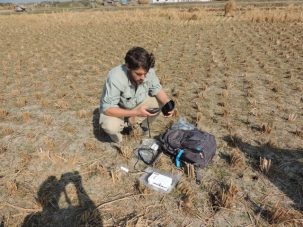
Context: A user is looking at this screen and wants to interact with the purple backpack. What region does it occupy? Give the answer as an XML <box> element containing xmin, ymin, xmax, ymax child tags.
<box><xmin>160</xmin><ymin>129</ymin><xmax>216</xmax><ymax>169</ymax></box>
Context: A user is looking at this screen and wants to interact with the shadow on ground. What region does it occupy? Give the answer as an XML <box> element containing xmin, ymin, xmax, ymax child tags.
<box><xmin>22</xmin><ymin>171</ymin><xmax>103</xmax><ymax>227</ymax></box>
<box><xmin>223</xmin><ymin>135</ymin><xmax>303</xmax><ymax>211</ymax></box>
<box><xmin>93</xmin><ymin>108</ymin><xmax>111</xmax><ymax>143</ymax></box>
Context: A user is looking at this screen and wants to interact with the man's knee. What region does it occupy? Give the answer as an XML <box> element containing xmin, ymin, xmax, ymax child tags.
<box><xmin>100</xmin><ymin>114</ymin><xmax>124</xmax><ymax>134</ymax></box>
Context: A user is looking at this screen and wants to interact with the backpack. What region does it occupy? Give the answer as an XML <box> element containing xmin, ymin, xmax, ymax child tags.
<box><xmin>159</xmin><ymin>128</ymin><xmax>216</xmax><ymax>183</ymax></box>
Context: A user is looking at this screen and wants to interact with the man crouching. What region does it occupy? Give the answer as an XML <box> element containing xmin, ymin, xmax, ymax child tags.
<box><xmin>99</xmin><ymin>47</ymin><xmax>174</xmax><ymax>143</ymax></box>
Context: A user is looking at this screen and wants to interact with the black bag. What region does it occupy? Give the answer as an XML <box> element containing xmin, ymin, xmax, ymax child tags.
<box><xmin>159</xmin><ymin>128</ymin><xmax>216</xmax><ymax>182</ymax></box>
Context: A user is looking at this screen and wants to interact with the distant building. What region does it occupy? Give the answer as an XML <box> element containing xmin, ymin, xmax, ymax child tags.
<box><xmin>15</xmin><ymin>5</ymin><xmax>26</xmax><ymax>12</ymax></box>
<box><xmin>151</xmin><ymin>0</ymin><xmax>210</xmax><ymax>3</ymax></box>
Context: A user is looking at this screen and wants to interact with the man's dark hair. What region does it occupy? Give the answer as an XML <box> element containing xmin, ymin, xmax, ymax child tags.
<box><xmin>125</xmin><ymin>47</ymin><xmax>155</xmax><ymax>71</ymax></box>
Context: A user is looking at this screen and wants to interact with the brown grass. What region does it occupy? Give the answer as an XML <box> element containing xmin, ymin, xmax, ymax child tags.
<box><xmin>229</xmin><ymin>148</ymin><xmax>244</xmax><ymax>168</ymax></box>
<box><xmin>83</xmin><ymin>139</ymin><xmax>97</xmax><ymax>152</ymax></box>
<box><xmin>43</xmin><ymin>115</ymin><xmax>53</xmax><ymax>125</ymax></box>
<box><xmin>211</xmin><ymin>182</ymin><xmax>239</xmax><ymax>211</ymax></box>
<box><xmin>0</xmin><ymin>144</ymin><xmax>8</xmax><ymax>154</ymax></box>
<box><xmin>2</xmin><ymin>127</ymin><xmax>14</xmax><ymax>136</ymax></box>
<box><xmin>16</xmin><ymin>97</ymin><xmax>27</xmax><ymax>107</ymax></box>
<box><xmin>22</xmin><ymin>112</ymin><xmax>31</xmax><ymax>123</ymax></box>
<box><xmin>6</xmin><ymin>180</ymin><xmax>18</xmax><ymax>196</ymax></box>
<box><xmin>76</xmin><ymin>109</ymin><xmax>90</xmax><ymax>118</ymax></box>
<box><xmin>0</xmin><ymin>109</ymin><xmax>9</xmax><ymax>119</ymax></box>
<box><xmin>54</xmin><ymin>99</ymin><xmax>69</xmax><ymax>110</ymax></box>
<box><xmin>267</xmin><ymin>203</ymin><xmax>303</xmax><ymax>225</ymax></box>
<box><xmin>245</xmin><ymin>8</ymin><xmax>303</xmax><ymax>23</ymax></box>
<box><xmin>224</xmin><ymin>0</ymin><xmax>236</xmax><ymax>17</ymax></box>
<box><xmin>261</xmin><ymin>123</ymin><xmax>272</xmax><ymax>134</ymax></box>
<box><xmin>287</xmin><ymin>113</ymin><xmax>297</xmax><ymax>122</ymax></box>
<box><xmin>44</xmin><ymin>137</ymin><xmax>56</xmax><ymax>151</ymax></box>
<box><xmin>259</xmin><ymin>157</ymin><xmax>271</xmax><ymax>174</ymax></box>
<box><xmin>138</xmin><ymin>0</ymin><xmax>149</xmax><ymax>4</ymax></box>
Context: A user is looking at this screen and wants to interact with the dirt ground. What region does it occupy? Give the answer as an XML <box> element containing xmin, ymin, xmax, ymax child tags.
<box><xmin>0</xmin><ymin>3</ymin><xmax>302</xmax><ymax>226</ymax></box>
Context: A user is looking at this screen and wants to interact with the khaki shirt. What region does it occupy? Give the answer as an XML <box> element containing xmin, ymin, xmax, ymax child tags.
<box><xmin>100</xmin><ymin>64</ymin><xmax>162</xmax><ymax>113</ymax></box>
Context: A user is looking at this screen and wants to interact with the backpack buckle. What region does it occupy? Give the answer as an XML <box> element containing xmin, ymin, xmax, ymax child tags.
<box><xmin>176</xmin><ymin>149</ymin><xmax>184</xmax><ymax>168</ymax></box>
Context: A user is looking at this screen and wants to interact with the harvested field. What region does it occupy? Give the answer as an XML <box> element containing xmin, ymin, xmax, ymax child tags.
<box><xmin>0</xmin><ymin>4</ymin><xmax>303</xmax><ymax>226</ymax></box>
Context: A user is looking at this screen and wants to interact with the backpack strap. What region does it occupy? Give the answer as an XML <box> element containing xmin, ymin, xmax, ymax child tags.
<box><xmin>194</xmin><ymin>165</ymin><xmax>202</xmax><ymax>185</ymax></box>
<box><xmin>175</xmin><ymin>149</ymin><xmax>184</xmax><ymax>168</ymax></box>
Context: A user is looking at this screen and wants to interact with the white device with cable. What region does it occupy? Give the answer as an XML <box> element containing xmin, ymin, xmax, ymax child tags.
<box><xmin>147</xmin><ymin>172</ymin><xmax>173</xmax><ymax>192</ymax></box>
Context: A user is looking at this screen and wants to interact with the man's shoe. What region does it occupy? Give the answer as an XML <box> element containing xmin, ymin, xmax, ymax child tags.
<box><xmin>122</xmin><ymin>125</ymin><xmax>149</xmax><ymax>136</ymax></box>
<box><xmin>121</xmin><ymin>126</ymin><xmax>132</xmax><ymax>135</ymax></box>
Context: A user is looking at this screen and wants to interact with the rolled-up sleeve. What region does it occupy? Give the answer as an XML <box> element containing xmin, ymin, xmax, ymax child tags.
<box><xmin>148</xmin><ymin>68</ymin><xmax>162</xmax><ymax>96</ymax></box>
<box><xmin>100</xmin><ymin>77</ymin><xmax>121</xmax><ymax>113</ymax></box>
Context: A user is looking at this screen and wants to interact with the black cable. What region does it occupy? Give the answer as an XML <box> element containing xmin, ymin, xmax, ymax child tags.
<box><xmin>147</xmin><ymin>117</ymin><xmax>151</xmax><ymax>138</ymax></box>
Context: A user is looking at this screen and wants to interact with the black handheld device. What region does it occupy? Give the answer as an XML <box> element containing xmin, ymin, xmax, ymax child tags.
<box><xmin>146</xmin><ymin>108</ymin><xmax>160</xmax><ymax>114</ymax></box>
<box><xmin>161</xmin><ymin>100</ymin><xmax>175</xmax><ymax>116</ymax></box>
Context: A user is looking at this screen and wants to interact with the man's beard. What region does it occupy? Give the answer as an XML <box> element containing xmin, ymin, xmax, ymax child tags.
<box><xmin>136</xmin><ymin>80</ymin><xmax>144</xmax><ymax>85</ymax></box>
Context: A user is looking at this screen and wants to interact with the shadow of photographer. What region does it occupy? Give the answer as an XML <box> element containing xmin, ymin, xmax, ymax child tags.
<box><xmin>22</xmin><ymin>171</ymin><xmax>102</xmax><ymax>227</ymax></box>
<box><xmin>223</xmin><ymin>135</ymin><xmax>303</xmax><ymax>211</ymax></box>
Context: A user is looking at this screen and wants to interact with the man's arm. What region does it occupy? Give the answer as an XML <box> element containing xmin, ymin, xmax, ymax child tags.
<box><xmin>155</xmin><ymin>89</ymin><xmax>171</xmax><ymax>105</ymax></box>
<box><xmin>104</xmin><ymin>107</ymin><xmax>138</xmax><ymax>118</ymax></box>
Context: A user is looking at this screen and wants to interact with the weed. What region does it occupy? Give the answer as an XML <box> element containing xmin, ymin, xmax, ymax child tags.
<box><xmin>54</xmin><ymin>99</ymin><xmax>69</xmax><ymax>110</ymax></box>
<box><xmin>134</xmin><ymin>179</ymin><xmax>151</xmax><ymax>194</ymax></box>
<box><xmin>0</xmin><ymin>109</ymin><xmax>9</xmax><ymax>119</ymax></box>
<box><xmin>259</xmin><ymin>157</ymin><xmax>271</xmax><ymax>174</ymax></box>
<box><xmin>43</xmin><ymin>115</ymin><xmax>53</xmax><ymax>125</ymax></box>
<box><xmin>2</xmin><ymin>127</ymin><xmax>14</xmax><ymax>136</ymax></box>
<box><xmin>83</xmin><ymin>140</ymin><xmax>97</xmax><ymax>152</ymax></box>
<box><xmin>22</xmin><ymin>112</ymin><xmax>31</xmax><ymax>123</ymax></box>
<box><xmin>229</xmin><ymin>148</ymin><xmax>244</xmax><ymax>168</ymax></box>
<box><xmin>0</xmin><ymin>144</ymin><xmax>8</xmax><ymax>154</ymax></box>
<box><xmin>138</xmin><ymin>0</ymin><xmax>149</xmax><ymax>4</ymax></box>
<box><xmin>224</xmin><ymin>0</ymin><xmax>236</xmax><ymax>17</ymax></box>
<box><xmin>40</xmin><ymin>99</ymin><xmax>51</xmax><ymax>108</ymax></box>
<box><xmin>16</xmin><ymin>97</ymin><xmax>27</xmax><ymax>107</ymax></box>
<box><xmin>210</xmin><ymin>182</ymin><xmax>238</xmax><ymax>211</ymax></box>
<box><xmin>76</xmin><ymin>109</ymin><xmax>90</xmax><ymax>118</ymax></box>
<box><xmin>11</xmin><ymin>89</ymin><xmax>21</xmax><ymax>97</ymax></box>
<box><xmin>119</xmin><ymin>145</ymin><xmax>133</xmax><ymax>160</ymax></box>
<box><xmin>62</xmin><ymin>123</ymin><xmax>77</xmax><ymax>134</ymax></box>
<box><xmin>287</xmin><ymin>113</ymin><xmax>297</xmax><ymax>122</ymax></box>
<box><xmin>177</xmin><ymin>179</ymin><xmax>193</xmax><ymax>197</ymax></box>
<box><xmin>266</xmin><ymin>203</ymin><xmax>302</xmax><ymax>225</ymax></box>
<box><xmin>6</xmin><ymin>180</ymin><xmax>18</xmax><ymax>196</ymax></box>
<box><xmin>261</xmin><ymin>123</ymin><xmax>272</xmax><ymax>134</ymax></box>
<box><xmin>220</xmin><ymin>90</ymin><xmax>229</xmax><ymax>98</ymax></box>
<box><xmin>294</xmin><ymin>128</ymin><xmax>303</xmax><ymax>138</ymax></box>
<box><xmin>44</xmin><ymin>137</ymin><xmax>55</xmax><ymax>151</ymax></box>
<box><xmin>87</xmin><ymin>162</ymin><xmax>108</xmax><ymax>178</ymax></box>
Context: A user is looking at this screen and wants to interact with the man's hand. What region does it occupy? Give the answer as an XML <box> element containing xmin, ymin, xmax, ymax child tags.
<box><xmin>163</xmin><ymin>110</ymin><xmax>174</xmax><ymax>118</ymax></box>
<box><xmin>129</xmin><ymin>106</ymin><xmax>158</xmax><ymax>125</ymax></box>
<box><xmin>134</xmin><ymin>105</ymin><xmax>158</xmax><ymax>117</ymax></box>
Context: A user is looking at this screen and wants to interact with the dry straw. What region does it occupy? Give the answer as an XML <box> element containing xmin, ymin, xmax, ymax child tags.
<box><xmin>83</xmin><ymin>140</ymin><xmax>97</xmax><ymax>152</ymax></box>
<box><xmin>218</xmin><ymin>182</ymin><xmax>238</xmax><ymax>209</ymax></box>
<box><xmin>259</xmin><ymin>157</ymin><xmax>271</xmax><ymax>174</ymax></box>
<box><xmin>229</xmin><ymin>148</ymin><xmax>244</xmax><ymax>168</ymax></box>
<box><xmin>0</xmin><ymin>109</ymin><xmax>9</xmax><ymax>119</ymax></box>
<box><xmin>267</xmin><ymin>203</ymin><xmax>303</xmax><ymax>225</ymax></box>
<box><xmin>177</xmin><ymin>179</ymin><xmax>195</xmax><ymax>213</ymax></box>
<box><xmin>211</xmin><ymin>182</ymin><xmax>239</xmax><ymax>211</ymax></box>
<box><xmin>245</xmin><ymin>7</ymin><xmax>303</xmax><ymax>23</ymax></box>
<box><xmin>224</xmin><ymin>0</ymin><xmax>237</xmax><ymax>17</ymax></box>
